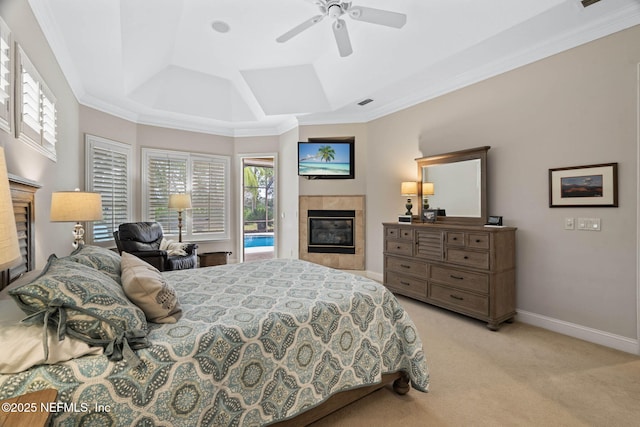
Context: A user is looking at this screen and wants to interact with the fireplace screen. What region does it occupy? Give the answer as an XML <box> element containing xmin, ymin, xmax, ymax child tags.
<box><xmin>308</xmin><ymin>210</ymin><xmax>355</xmax><ymax>254</ymax></box>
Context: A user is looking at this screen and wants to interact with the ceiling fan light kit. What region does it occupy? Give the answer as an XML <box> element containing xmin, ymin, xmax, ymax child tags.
<box><xmin>276</xmin><ymin>0</ymin><xmax>407</xmax><ymax>57</ymax></box>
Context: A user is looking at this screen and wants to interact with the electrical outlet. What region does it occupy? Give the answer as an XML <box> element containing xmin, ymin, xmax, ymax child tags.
<box><xmin>564</xmin><ymin>217</ymin><xmax>574</xmax><ymax>230</ymax></box>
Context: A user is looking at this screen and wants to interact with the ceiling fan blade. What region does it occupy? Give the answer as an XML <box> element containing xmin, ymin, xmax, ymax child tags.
<box><xmin>332</xmin><ymin>19</ymin><xmax>353</xmax><ymax>57</ymax></box>
<box><xmin>276</xmin><ymin>15</ymin><xmax>325</xmax><ymax>43</ymax></box>
<box><xmin>348</xmin><ymin>6</ymin><xmax>406</xmax><ymax>28</ymax></box>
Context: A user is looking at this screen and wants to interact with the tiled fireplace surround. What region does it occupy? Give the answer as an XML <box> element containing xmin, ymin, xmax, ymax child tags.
<box><xmin>299</xmin><ymin>195</ymin><xmax>365</xmax><ymax>270</ymax></box>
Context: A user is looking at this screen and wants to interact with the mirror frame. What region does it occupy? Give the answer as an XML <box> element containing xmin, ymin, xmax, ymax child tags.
<box><xmin>417</xmin><ymin>146</ymin><xmax>490</xmax><ymax>226</ymax></box>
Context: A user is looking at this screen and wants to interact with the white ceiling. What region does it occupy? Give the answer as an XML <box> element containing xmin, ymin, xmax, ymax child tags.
<box><xmin>28</xmin><ymin>0</ymin><xmax>640</xmax><ymax>137</ymax></box>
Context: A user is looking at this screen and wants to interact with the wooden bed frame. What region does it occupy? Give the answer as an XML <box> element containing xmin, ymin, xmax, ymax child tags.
<box><xmin>1</xmin><ymin>174</ymin><xmax>414</xmax><ymax>425</ymax></box>
<box><xmin>272</xmin><ymin>372</ymin><xmax>410</xmax><ymax>426</ymax></box>
<box><xmin>0</xmin><ymin>174</ymin><xmax>40</xmax><ymax>291</ymax></box>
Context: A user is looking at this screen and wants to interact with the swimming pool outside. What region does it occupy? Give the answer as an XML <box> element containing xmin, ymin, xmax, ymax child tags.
<box><xmin>244</xmin><ymin>233</ymin><xmax>274</xmax><ymax>248</ymax></box>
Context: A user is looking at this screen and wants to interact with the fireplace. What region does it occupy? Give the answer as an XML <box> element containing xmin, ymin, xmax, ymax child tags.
<box><xmin>308</xmin><ymin>210</ymin><xmax>355</xmax><ymax>254</ymax></box>
<box><xmin>299</xmin><ymin>195</ymin><xmax>365</xmax><ymax>270</ymax></box>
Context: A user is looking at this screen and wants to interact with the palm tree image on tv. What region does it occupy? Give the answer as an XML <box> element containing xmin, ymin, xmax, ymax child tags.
<box><xmin>299</xmin><ymin>143</ymin><xmax>351</xmax><ymax>175</ymax></box>
<box><xmin>318</xmin><ymin>145</ymin><xmax>335</xmax><ymax>162</ymax></box>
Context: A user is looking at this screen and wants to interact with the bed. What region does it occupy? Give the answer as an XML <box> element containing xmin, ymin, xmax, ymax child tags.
<box><xmin>0</xmin><ymin>180</ymin><xmax>429</xmax><ymax>426</ymax></box>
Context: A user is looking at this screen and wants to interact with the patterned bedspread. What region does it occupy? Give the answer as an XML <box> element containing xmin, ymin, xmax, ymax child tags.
<box><xmin>0</xmin><ymin>259</ymin><xmax>429</xmax><ymax>426</ymax></box>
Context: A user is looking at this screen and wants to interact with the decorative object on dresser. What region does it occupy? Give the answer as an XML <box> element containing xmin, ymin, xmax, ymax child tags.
<box><xmin>422</xmin><ymin>181</ymin><xmax>435</xmax><ymax>209</ymax></box>
<box><xmin>417</xmin><ymin>146</ymin><xmax>489</xmax><ymax>225</ymax></box>
<box><xmin>383</xmin><ymin>222</ymin><xmax>516</xmax><ymax>330</ymax></box>
<box><xmin>400</xmin><ymin>181</ymin><xmax>418</xmax><ymax>215</ymax></box>
<box><xmin>50</xmin><ymin>189</ymin><xmax>103</xmax><ymax>248</ymax></box>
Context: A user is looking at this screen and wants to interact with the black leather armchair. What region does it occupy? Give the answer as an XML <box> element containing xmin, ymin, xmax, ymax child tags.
<box><xmin>113</xmin><ymin>222</ymin><xmax>198</xmax><ymax>271</ymax></box>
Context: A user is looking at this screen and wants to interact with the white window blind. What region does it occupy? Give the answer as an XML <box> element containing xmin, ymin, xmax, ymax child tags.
<box><xmin>86</xmin><ymin>135</ymin><xmax>133</xmax><ymax>245</ymax></box>
<box><xmin>16</xmin><ymin>45</ymin><xmax>56</xmax><ymax>161</ymax></box>
<box><xmin>142</xmin><ymin>148</ymin><xmax>229</xmax><ymax>241</ymax></box>
<box><xmin>0</xmin><ymin>17</ymin><xmax>11</xmax><ymax>133</ymax></box>
<box><xmin>192</xmin><ymin>156</ymin><xmax>228</xmax><ymax>235</ymax></box>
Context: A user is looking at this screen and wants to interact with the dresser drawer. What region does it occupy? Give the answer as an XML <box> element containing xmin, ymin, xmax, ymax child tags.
<box><xmin>430</xmin><ymin>265</ymin><xmax>488</xmax><ymax>293</ymax></box>
<box><xmin>386</xmin><ymin>240</ymin><xmax>413</xmax><ymax>256</ymax></box>
<box><xmin>447</xmin><ymin>248</ymin><xmax>489</xmax><ymax>269</ymax></box>
<box><xmin>446</xmin><ymin>232</ymin><xmax>465</xmax><ymax>246</ymax></box>
<box><xmin>467</xmin><ymin>233</ymin><xmax>490</xmax><ymax>249</ymax></box>
<box><xmin>386</xmin><ymin>273</ymin><xmax>427</xmax><ymax>299</ymax></box>
<box><xmin>385</xmin><ymin>256</ymin><xmax>427</xmax><ymax>277</ymax></box>
<box><xmin>385</xmin><ymin>227</ymin><xmax>400</xmax><ymax>239</ymax></box>
<box><xmin>399</xmin><ymin>228</ymin><xmax>413</xmax><ymax>240</ymax></box>
<box><xmin>430</xmin><ymin>283</ymin><xmax>489</xmax><ymax>317</ymax></box>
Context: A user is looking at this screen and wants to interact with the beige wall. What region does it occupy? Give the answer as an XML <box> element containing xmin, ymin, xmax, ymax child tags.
<box><xmin>365</xmin><ymin>25</ymin><xmax>639</xmax><ymax>341</ymax></box>
<box><xmin>0</xmin><ymin>0</ymin><xmax>81</xmax><ymax>264</ymax></box>
<box><xmin>2</xmin><ymin>0</ymin><xmax>638</xmax><ymax>350</ymax></box>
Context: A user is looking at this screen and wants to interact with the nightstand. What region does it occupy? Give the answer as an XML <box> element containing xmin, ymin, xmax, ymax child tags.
<box><xmin>0</xmin><ymin>388</ymin><xmax>58</xmax><ymax>427</ymax></box>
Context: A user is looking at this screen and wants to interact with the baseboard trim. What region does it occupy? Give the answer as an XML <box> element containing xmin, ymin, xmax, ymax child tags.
<box><xmin>367</xmin><ymin>271</ymin><xmax>383</xmax><ymax>283</ymax></box>
<box><xmin>515</xmin><ymin>310</ymin><xmax>639</xmax><ymax>355</ymax></box>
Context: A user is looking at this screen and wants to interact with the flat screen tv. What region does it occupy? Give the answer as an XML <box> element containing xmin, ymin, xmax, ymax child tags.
<box><xmin>298</xmin><ymin>139</ymin><xmax>355</xmax><ymax>179</ymax></box>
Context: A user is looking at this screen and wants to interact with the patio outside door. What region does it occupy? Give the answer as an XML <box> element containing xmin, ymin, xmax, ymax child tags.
<box><xmin>241</xmin><ymin>156</ymin><xmax>275</xmax><ymax>262</ymax></box>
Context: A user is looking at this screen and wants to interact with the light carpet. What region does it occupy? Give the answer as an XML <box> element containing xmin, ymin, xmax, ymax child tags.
<box><xmin>311</xmin><ymin>295</ymin><xmax>640</xmax><ymax>427</ymax></box>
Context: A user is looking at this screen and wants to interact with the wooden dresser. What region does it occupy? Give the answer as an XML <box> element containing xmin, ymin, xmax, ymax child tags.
<box><xmin>383</xmin><ymin>222</ymin><xmax>516</xmax><ymax>330</ymax></box>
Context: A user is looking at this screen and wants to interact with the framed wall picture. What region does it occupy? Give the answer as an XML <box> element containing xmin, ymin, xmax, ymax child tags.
<box><xmin>549</xmin><ymin>163</ymin><xmax>618</xmax><ymax>207</ymax></box>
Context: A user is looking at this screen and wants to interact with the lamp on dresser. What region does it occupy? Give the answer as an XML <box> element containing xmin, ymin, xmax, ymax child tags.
<box><xmin>0</xmin><ymin>147</ymin><xmax>21</xmax><ymax>270</ymax></box>
<box><xmin>422</xmin><ymin>182</ymin><xmax>435</xmax><ymax>209</ymax></box>
<box><xmin>168</xmin><ymin>193</ymin><xmax>192</xmax><ymax>242</ymax></box>
<box><xmin>50</xmin><ymin>189</ymin><xmax>103</xmax><ymax>248</ymax></box>
<box><xmin>400</xmin><ymin>181</ymin><xmax>418</xmax><ymax>216</ymax></box>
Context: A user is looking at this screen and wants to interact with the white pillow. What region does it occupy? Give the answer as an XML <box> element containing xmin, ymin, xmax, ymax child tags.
<box><xmin>160</xmin><ymin>238</ymin><xmax>187</xmax><ymax>256</ymax></box>
<box><xmin>0</xmin><ymin>300</ymin><xmax>103</xmax><ymax>374</ymax></box>
<box><xmin>120</xmin><ymin>252</ymin><xmax>183</xmax><ymax>323</ymax></box>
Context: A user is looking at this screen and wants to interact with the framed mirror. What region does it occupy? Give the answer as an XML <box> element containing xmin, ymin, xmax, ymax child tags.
<box><xmin>417</xmin><ymin>146</ymin><xmax>489</xmax><ymax>225</ymax></box>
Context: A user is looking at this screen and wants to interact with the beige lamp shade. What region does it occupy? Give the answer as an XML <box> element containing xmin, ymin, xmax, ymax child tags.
<box><xmin>50</xmin><ymin>191</ymin><xmax>103</xmax><ymax>222</ymax></box>
<box><xmin>400</xmin><ymin>181</ymin><xmax>418</xmax><ymax>196</ymax></box>
<box><xmin>0</xmin><ymin>147</ymin><xmax>21</xmax><ymax>270</ymax></box>
<box><xmin>422</xmin><ymin>182</ymin><xmax>435</xmax><ymax>196</ymax></box>
<box><xmin>168</xmin><ymin>193</ymin><xmax>192</xmax><ymax>210</ymax></box>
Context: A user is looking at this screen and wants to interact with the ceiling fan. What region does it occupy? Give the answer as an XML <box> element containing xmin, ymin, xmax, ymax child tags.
<box><xmin>276</xmin><ymin>1</ymin><xmax>407</xmax><ymax>57</ymax></box>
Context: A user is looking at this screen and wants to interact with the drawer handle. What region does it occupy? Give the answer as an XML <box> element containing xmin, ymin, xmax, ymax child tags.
<box><xmin>452</xmin><ymin>237</ymin><xmax>458</xmax><ymax>241</ymax></box>
<box><xmin>400</xmin><ymin>264</ymin><xmax>411</xmax><ymax>269</ymax></box>
<box><xmin>475</xmin><ymin>239</ymin><xmax>481</xmax><ymax>243</ymax></box>
<box><xmin>400</xmin><ymin>281</ymin><xmax>411</xmax><ymax>286</ymax></box>
<box><xmin>449</xmin><ymin>294</ymin><xmax>464</xmax><ymax>301</ymax></box>
<box><xmin>463</xmin><ymin>256</ymin><xmax>469</xmax><ymax>259</ymax></box>
<box><xmin>450</xmin><ymin>275</ymin><xmax>464</xmax><ymax>280</ymax></box>
<box><xmin>396</xmin><ymin>246</ymin><xmax>402</xmax><ymax>250</ymax></box>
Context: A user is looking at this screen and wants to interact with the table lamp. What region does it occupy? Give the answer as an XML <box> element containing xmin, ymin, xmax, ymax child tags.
<box><xmin>0</xmin><ymin>147</ymin><xmax>21</xmax><ymax>270</ymax></box>
<box><xmin>50</xmin><ymin>189</ymin><xmax>103</xmax><ymax>248</ymax></box>
<box><xmin>400</xmin><ymin>181</ymin><xmax>418</xmax><ymax>215</ymax></box>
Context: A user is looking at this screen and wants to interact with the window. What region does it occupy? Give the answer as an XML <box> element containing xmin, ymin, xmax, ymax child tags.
<box><xmin>0</xmin><ymin>17</ymin><xmax>11</xmax><ymax>133</ymax></box>
<box><xmin>142</xmin><ymin>148</ymin><xmax>230</xmax><ymax>241</ymax></box>
<box><xmin>15</xmin><ymin>45</ymin><xmax>57</xmax><ymax>161</ymax></box>
<box><xmin>85</xmin><ymin>135</ymin><xmax>133</xmax><ymax>245</ymax></box>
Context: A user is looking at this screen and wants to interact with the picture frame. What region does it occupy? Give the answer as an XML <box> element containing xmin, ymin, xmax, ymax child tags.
<box><xmin>549</xmin><ymin>163</ymin><xmax>618</xmax><ymax>207</ymax></box>
<box><xmin>423</xmin><ymin>209</ymin><xmax>437</xmax><ymax>223</ymax></box>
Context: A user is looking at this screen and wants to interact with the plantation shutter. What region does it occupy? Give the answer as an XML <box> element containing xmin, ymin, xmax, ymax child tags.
<box><xmin>20</xmin><ymin>64</ymin><xmax>41</xmax><ymax>142</ymax></box>
<box><xmin>0</xmin><ymin>18</ymin><xmax>10</xmax><ymax>132</ymax></box>
<box><xmin>41</xmin><ymin>86</ymin><xmax>57</xmax><ymax>152</ymax></box>
<box><xmin>142</xmin><ymin>149</ymin><xmax>188</xmax><ymax>235</ymax></box>
<box><xmin>191</xmin><ymin>156</ymin><xmax>228</xmax><ymax>235</ymax></box>
<box><xmin>16</xmin><ymin>46</ymin><xmax>56</xmax><ymax>161</ymax></box>
<box><xmin>86</xmin><ymin>135</ymin><xmax>132</xmax><ymax>244</ymax></box>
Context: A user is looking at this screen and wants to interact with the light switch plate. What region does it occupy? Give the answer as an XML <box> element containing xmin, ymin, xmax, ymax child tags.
<box><xmin>565</xmin><ymin>217</ymin><xmax>574</xmax><ymax>230</ymax></box>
